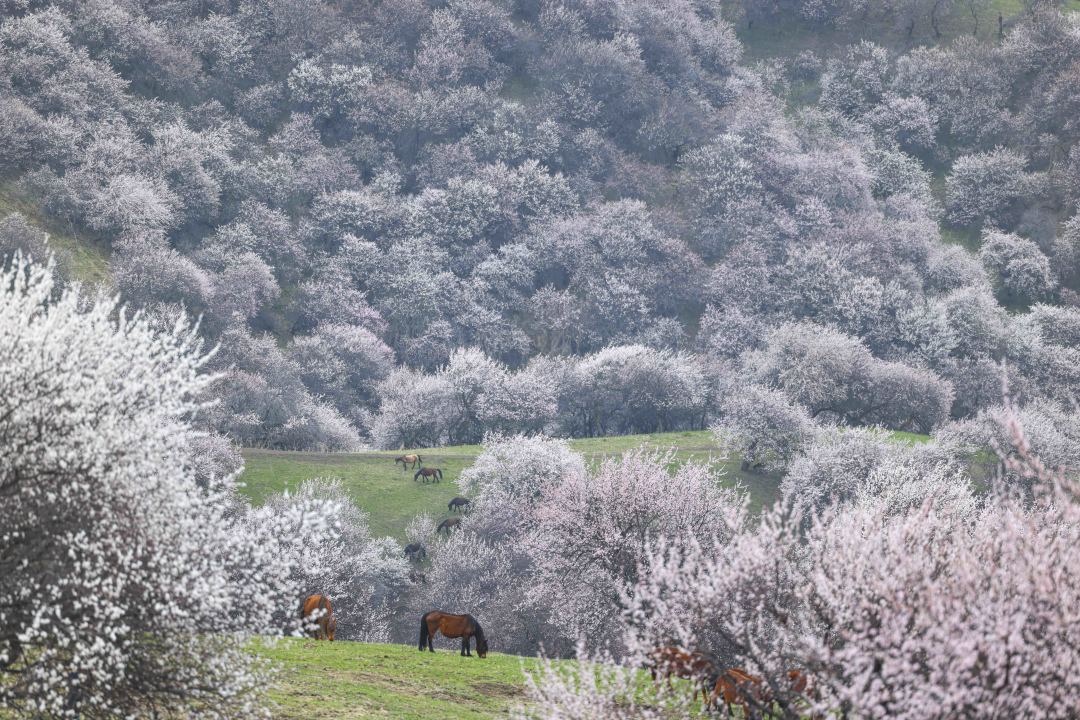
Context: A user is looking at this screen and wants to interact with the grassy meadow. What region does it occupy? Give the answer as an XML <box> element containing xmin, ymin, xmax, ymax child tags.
<box><xmin>257</xmin><ymin>640</ymin><xmax>543</xmax><ymax>720</ymax></box>
<box><xmin>256</xmin><ymin>639</ymin><xmax>723</xmax><ymax>719</ymax></box>
<box><xmin>239</xmin><ymin>429</ymin><xmax>933</xmax><ymax>540</ymax></box>
<box><xmin>239</xmin><ymin>430</ymin><xmax>789</xmax><ymax>540</ymax></box>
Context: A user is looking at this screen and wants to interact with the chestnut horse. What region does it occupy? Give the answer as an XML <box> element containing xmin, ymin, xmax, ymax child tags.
<box><xmin>300</xmin><ymin>594</ymin><xmax>336</xmax><ymax>641</ymax></box>
<box><xmin>396</xmin><ymin>454</ymin><xmax>422</xmax><ymax>470</ymax></box>
<box><xmin>645</xmin><ymin>646</ymin><xmax>715</xmax><ymax>698</ymax></box>
<box><xmin>707</xmin><ymin>668</ymin><xmax>764</xmax><ymax>714</ymax></box>
<box><xmin>414</xmin><ymin>467</ymin><xmax>443</xmax><ymax>483</ymax></box>
<box><xmin>418</xmin><ymin>610</ymin><xmax>488</xmax><ymax>657</ymax></box>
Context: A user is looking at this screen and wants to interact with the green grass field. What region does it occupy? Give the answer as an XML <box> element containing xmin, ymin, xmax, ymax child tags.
<box><xmin>257</xmin><ymin>640</ymin><xmax>543</xmax><ymax>719</ymax></box>
<box><xmin>239</xmin><ymin>429</ymin><xmax>932</xmax><ymax>540</ymax></box>
<box><xmin>239</xmin><ymin>430</ymin><xmax>787</xmax><ymax>540</ymax></box>
<box><xmin>256</xmin><ymin>639</ymin><xmax>722</xmax><ymax>719</ymax></box>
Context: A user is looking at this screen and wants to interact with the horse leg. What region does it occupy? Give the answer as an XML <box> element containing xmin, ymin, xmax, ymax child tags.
<box><xmin>461</xmin><ymin>636</ymin><xmax>468</xmax><ymax>656</ymax></box>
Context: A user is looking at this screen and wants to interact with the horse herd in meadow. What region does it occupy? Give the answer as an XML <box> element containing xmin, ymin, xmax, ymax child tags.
<box><xmin>298</xmin><ymin>454</ymin><xmax>807</xmax><ymax>716</ymax></box>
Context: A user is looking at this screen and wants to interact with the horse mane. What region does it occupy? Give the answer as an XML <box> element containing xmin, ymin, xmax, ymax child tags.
<box><xmin>468</xmin><ymin>614</ymin><xmax>485</xmax><ymax>641</ymax></box>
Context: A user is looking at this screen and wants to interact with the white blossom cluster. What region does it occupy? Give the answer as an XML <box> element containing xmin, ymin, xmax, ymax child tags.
<box><xmin>0</xmin><ymin>256</ymin><xmax>344</xmax><ymax>717</ymax></box>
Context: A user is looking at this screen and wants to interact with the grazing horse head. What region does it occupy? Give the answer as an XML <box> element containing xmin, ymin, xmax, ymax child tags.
<box><xmin>472</xmin><ymin>620</ymin><xmax>488</xmax><ymax>658</ymax></box>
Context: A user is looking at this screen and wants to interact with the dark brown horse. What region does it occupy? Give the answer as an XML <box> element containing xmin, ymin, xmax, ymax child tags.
<box><xmin>448</xmin><ymin>496</ymin><xmax>471</xmax><ymax>513</ymax></box>
<box><xmin>414</xmin><ymin>467</ymin><xmax>443</xmax><ymax>483</ymax></box>
<box><xmin>436</xmin><ymin>517</ymin><xmax>461</xmax><ymax>534</ymax></box>
<box><xmin>396</xmin><ymin>454</ymin><xmax>422</xmax><ymax>470</ymax></box>
<box><xmin>418</xmin><ymin>610</ymin><xmax>488</xmax><ymax>657</ymax></box>
<box><xmin>300</xmin><ymin>594</ymin><xmax>336</xmax><ymax>641</ymax></box>
<box><xmin>404</xmin><ymin>542</ymin><xmax>427</xmax><ymax>562</ymax></box>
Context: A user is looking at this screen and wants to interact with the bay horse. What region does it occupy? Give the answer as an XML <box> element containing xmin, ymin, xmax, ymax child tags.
<box><xmin>414</xmin><ymin>467</ymin><xmax>443</xmax><ymax>483</ymax></box>
<box><xmin>645</xmin><ymin>646</ymin><xmax>715</xmax><ymax>700</ymax></box>
<box><xmin>300</xmin><ymin>594</ymin><xmax>336</xmax><ymax>641</ymax></box>
<box><xmin>396</xmin><ymin>454</ymin><xmax>422</xmax><ymax>470</ymax></box>
<box><xmin>418</xmin><ymin>610</ymin><xmax>488</xmax><ymax>657</ymax></box>
<box><xmin>436</xmin><ymin>517</ymin><xmax>461</xmax><ymax>534</ymax></box>
<box><xmin>707</xmin><ymin>667</ymin><xmax>763</xmax><ymax>715</ymax></box>
<box><xmin>448</xmin><ymin>496</ymin><xmax>471</xmax><ymax>513</ymax></box>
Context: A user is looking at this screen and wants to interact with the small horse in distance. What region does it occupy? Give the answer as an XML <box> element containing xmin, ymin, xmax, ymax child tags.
<box><xmin>414</xmin><ymin>467</ymin><xmax>443</xmax><ymax>483</ymax></box>
<box><xmin>448</xmin><ymin>496</ymin><xmax>471</xmax><ymax>513</ymax></box>
<box><xmin>436</xmin><ymin>517</ymin><xmax>461</xmax><ymax>534</ymax></box>
<box><xmin>300</xmin><ymin>594</ymin><xmax>336</xmax><ymax>641</ymax></box>
<box><xmin>396</xmin><ymin>454</ymin><xmax>422</xmax><ymax>470</ymax></box>
<box><xmin>404</xmin><ymin>542</ymin><xmax>427</xmax><ymax>562</ymax></box>
<box><xmin>418</xmin><ymin>610</ymin><xmax>488</xmax><ymax>658</ymax></box>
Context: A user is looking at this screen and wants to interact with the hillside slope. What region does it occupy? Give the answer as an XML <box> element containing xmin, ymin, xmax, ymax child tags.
<box><xmin>239</xmin><ymin>429</ymin><xmax>932</xmax><ymax>539</ymax></box>
<box><xmin>240</xmin><ymin>430</ymin><xmax>782</xmax><ymax>539</ymax></box>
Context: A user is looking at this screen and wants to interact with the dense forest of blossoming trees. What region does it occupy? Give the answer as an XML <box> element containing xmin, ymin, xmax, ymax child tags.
<box><xmin>2</xmin><ymin>1</ymin><xmax>1080</xmax><ymax>451</ymax></box>
<box><xmin>4</xmin><ymin>2</ymin><xmax>1080</xmax><ymax>716</ymax></box>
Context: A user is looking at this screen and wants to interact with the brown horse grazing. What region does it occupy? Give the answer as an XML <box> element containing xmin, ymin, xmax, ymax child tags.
<box><xmin>436</xmin><ymin>517</ymin><xmax>461</xmax><ymax>534</ymax></box>
<box><xmin>418</xmin><ymin>610</ymin><xmax>488</xmax><ymax>657</ymax></box>
<box><xmin>396</xmin><ymin>453</ymin><xmax>422</xmax><ymax>470</ymax></box>
<box><xmin>300</xmin><ymin>594</ymin><xmax>336</xmax><ymax>641</ymax></box>
<box><xmin>448</xmin><ymin>496</ymin><xmax>472</xmax><ymax>513</ymax></box>
<box><xmin>414</xmin><ymin>467</ymin><xmax>443</xmax><ymax>483</ymax></box>
<box><xmin>645</xmin><ymin>646</ymin><xmax>715</xmax><ymax>696</ymax></box>
<box><xmin>707</xmin><ymin>668</ymin><xmax>763</xmax><ymax>715</ymax></box>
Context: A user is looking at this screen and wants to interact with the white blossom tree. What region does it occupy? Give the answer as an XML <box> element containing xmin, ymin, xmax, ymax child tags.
<box><xmin>0</xmin><ymin>255</ymin><xmax>331</xmax><ymax>717</ymax></box>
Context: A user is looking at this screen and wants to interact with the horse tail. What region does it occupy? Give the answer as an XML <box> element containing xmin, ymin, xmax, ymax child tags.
<box><xmin>414</xmin><ymin>469</ymin><xmax>421</xmax><ymax>481</ymax></box>
<box><xmin>437</xmin><ymin>468</ymin><xmax>443</xmax><ymax>480</ymax></box>
<box><xmin>419</xmin><ymin>612</ymin><xmax>430</xmax><ymax>651</ymax></box>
